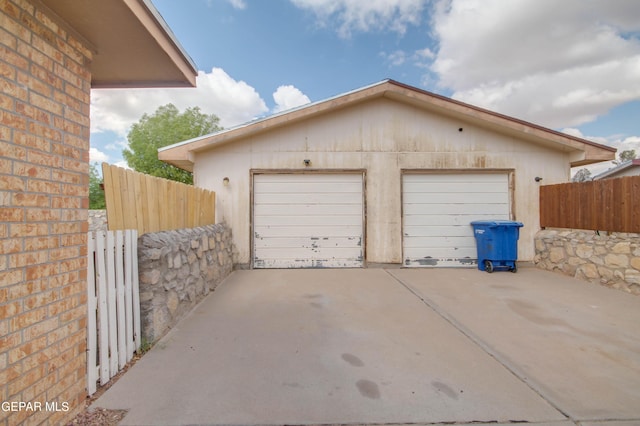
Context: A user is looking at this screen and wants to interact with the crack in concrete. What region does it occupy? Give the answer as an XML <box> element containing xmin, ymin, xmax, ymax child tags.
<box><xmin>383</xmin><ymin>269</ymin><xmax>573</xmax><ymax>424</ymax></box>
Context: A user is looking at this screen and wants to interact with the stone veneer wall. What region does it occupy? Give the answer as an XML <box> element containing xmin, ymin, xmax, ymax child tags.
<box><xmin>137</xmin><ymin>224</ymin><xmax>233</xmax><ymax>343</ymax></box>
<box><xmin>534</xmin><ymin>229</ymin><xmax>640</xmax><ymax>295</ymax></box>
<box><xmin>88</xmin><ymin>209</ymin><xmax>107</xmax><ymax>231</ymax></box>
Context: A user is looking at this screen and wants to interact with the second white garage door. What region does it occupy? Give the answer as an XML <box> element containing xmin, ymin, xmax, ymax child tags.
<box><xmin>403</xmin><ymin>173</ymin><xmax>511</xmax><ymax>267</ymax></box>
<box><xmin>253</xmin><ymin>173</ymin><xmax>364</xmax><ymax>268</ymax></box>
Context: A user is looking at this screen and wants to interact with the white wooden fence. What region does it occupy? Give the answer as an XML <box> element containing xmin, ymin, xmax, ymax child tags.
<box><xmin>87</xmin><ymin>230</ymin><xmax>141</xmax><ymax>396</ymax></box>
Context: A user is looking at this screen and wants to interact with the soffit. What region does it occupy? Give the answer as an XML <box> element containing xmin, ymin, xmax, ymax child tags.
<box><xmin>41</xmin><ymin>0</ymin><xmax>197</xmax><ymax>88</ymax></box>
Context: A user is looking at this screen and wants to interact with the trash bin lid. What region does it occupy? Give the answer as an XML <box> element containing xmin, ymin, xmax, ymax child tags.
<box><xmin>470</xmin><ymin>220</ymin><xmax>523</xmax><ymax>227</ymax></box>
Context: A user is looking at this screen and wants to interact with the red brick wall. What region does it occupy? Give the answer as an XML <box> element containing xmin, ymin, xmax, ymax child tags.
<box><xmin>1</xmin><ymin>0</ymin><xmax>92</xmax><ymax>424</ymax></box>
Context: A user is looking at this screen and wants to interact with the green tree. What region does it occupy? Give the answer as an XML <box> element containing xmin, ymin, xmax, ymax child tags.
<box><xmin>89</xmin><ymin>163</ymin><xmax>106</xmax><ymax>209</ymax></box>
<box><xmin>123</xmin><ymin>104</ymin><xmax>222</xmax><ymax>184</ymax></box>
<box><xmin>572</xmin><ymin>168</ymin><xmax>592</xmax><ymax>182</ymax></box>
<box><xmin>614</xmin><ymin>149</ymin><xmax>637</xmax><ymax>164</ymax></box>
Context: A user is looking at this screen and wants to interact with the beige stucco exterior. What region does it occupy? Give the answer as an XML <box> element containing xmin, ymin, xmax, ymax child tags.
<box><xmin>191</xmin><ymin>96</ymin><xmax>580</xmax><ymax>265</ymax></box>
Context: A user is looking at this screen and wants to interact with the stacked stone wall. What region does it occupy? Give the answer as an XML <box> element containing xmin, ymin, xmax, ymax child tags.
<box><xmin>534</xmin><ymin>229</ymin><xmax>640</xmax><ymax>295</ymax></box>
<box><xmin>88</xmin><ymin>209</ymin><xmax>107</xmax><ymax>232</ymax></box>
<box><xmin>137</xmin><ymin>224</ymin><xmax>233</xmax><ymax>343</ymax></box>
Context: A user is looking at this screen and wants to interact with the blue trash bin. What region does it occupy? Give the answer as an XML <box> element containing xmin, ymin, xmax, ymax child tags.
<box><xmin>470</xmin><ymin>220</ymin><xmax>523</xmax><ymax>273</ymax></box>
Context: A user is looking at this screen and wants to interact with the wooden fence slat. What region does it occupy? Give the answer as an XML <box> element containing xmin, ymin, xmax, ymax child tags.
<box><xmin>540</xmin><ymin>176</ymin><xmax>640</xmax><ymax>233</ymax></box>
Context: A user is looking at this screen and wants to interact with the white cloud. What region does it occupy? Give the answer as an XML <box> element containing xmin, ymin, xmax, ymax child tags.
<box><xmin>90</xmin><ymin>67</ymin><xmax>268</xmax><ymax>136</ymax></box>
<box><xmin>272</xmin><ymin>85</ymin><xmax>311</xmax><ymax>113</ymax></box>
<box><xmin>290</xmin><ymin>0</ymin><xmax>426</xmax><ymax>38</ymax></box>
<box><xmin>381</xmin><ymin>50</ymin><xmax>407</xmax><ymax>67</ymax></box>
<box><xmin>430</xmin><ymin>0</ymin><xmax>640</xmax><ymax>129</ymax></box>
<box><xmin>226</xmin><ymin>0</ymin><xmax>246</xmax><ymax>9</ymax></box>
<box><xmin>89</xmin><ymin>147</ymin><xmax>109</xmax><ymax>163</ymax></box>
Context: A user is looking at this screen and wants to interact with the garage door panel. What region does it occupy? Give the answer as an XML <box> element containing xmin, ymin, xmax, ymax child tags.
<box><xmin>403</xmin><ymin>225</ymin><xmax>473</xmax><ymax>237</ymax></box>
<box><xmin>403</xmin><ymin>173</ymin><xmax>510</xmax><ymax>268</ymax></box>
<box><xmin>403</xmin><ymin>195</ymin><xmax>510</xmax><ymax>211</ymax></box>
<box><xmin>403</xmin><ymin>214</ymin><xmax>494</xmax><ymax>227</ymax></box>
<box><xmin>403</xmin><ymin>236</ymin><xmax>476</xmax><ymax>249</ymax></box>
<box><xmin>403</xmin><ymin>181</ymin><xmax>508</xmax><ymax>194</ymax></box>
<box><xmin>256</xmin><ymin>174</ymin><xmax>361</xmax><ymax>184</ymax></box>
<box><xmin>255</xmin><ymin>225</ymin><xmax>363</xmax><ymax>238</ymax></box>
<box><xmin>254</xmin><ymin>247</ymin><xmax>363</xmax><ymax>269</ymax></box>
<box><xmin>254</xmin><ymin>215</ymin><xmax>362</xmax><ymax>227</ymax></box>
<box><xmin>404</xmin><ymin>203</ymin><xmax>509</xmax><ymax>216</ymax></box>
<box><xmin>404</xmin><ymin>174</ymin><xmax>507</xmax><ymax>184</ymax></box>
<box><xmin>253</xmin><ymin>173</ymin><xmax>364</xmax><ymax>269</ymax></box>
<box><xmin>254</xmin><ymin>182</ymin><xmax>362</xmax><ymax>194</ymax></box>
<box><xmin>254</xmin><ymin>203</ymin><xmax>363</xmax><ymax>216</ymax></box>
<box><xmin>404</xmin><ymin>247</ymin><xmax>477</xmax><ymax>259</ymax></box>
<box><xmin>254</xmin><ymin>236</ymin><xmax>362</xmax><ymax>249</ymax></box>
<box><xmin>254</xmin><ymin>192</ymin><xmax>360</xmax><ymax>205</ymax></box>
<box><xmin>254</xmin><ymin>257</ymin><xmax>362</xmax><ymax>269</ymax></box>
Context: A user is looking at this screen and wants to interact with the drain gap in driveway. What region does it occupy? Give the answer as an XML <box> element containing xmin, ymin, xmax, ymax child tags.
<box><xmin>383</xmin><ymin>269</ymin><xmax>572</xmax><ymax>422</ymax></box>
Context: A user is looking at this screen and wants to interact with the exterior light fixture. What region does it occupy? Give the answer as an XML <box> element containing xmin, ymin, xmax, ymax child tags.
<box><xmin>223</xmin><ymin>177</ymin><xmax>230</xmax><ymax>186</ymax></box>
<box><xmin>303</xmin><ymin>159</ymin><xmax>311</xmax><ymax>167</ymax></box>
<box><xmin>535</xmin><ymin>176</ymin><xmax>543</xmax><ymax>182</ymax></box>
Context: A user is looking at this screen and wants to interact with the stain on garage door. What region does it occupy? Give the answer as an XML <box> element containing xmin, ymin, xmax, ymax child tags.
<box><xmin>253</xmin><ymin>173</ymin><xmax>364</xmax><ymax>268</ymax></box>
<box><xmin>402</xmin><ymin>172</ymin><xmax>511</xmax><ymax>267</ymax></box>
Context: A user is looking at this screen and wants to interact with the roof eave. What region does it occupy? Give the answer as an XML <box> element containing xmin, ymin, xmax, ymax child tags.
<box><xmin>41</xmin><ymin>0</ymin><xmax>197</xmax><ymax>88</ymax></box>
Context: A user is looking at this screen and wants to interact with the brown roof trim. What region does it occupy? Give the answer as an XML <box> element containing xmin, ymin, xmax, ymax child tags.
<box><xmin>385</xmin><ymin>80</ymin><xmax>615</xmax><ymax>153</ymax></box>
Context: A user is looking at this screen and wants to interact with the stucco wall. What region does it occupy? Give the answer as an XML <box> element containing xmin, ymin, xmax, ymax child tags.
<box><xmin>0</xmin><ymin>2</ymin><xmax>92</xmax><ymax>425</ymax></box>
<box><xmin>194</xmin><ymin>98</ymin><xmax>571</xmax><ymax>266</ymax></box>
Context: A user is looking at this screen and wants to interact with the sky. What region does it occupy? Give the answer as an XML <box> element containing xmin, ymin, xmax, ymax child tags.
<box><xmin>90</xmin><ymin>0</ymin><xmax>640</xmax><ymax>177</ymax></box>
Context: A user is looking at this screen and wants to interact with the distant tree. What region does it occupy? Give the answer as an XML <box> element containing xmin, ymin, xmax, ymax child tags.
<box><xmin>614</xmin><ymin>149</ymin><xmax>637</xmax><ymax>164</ymax></box>
<box><xmin>572</xmin><ymin>168</ymin><xmax>592</xmax><ymax>182</ymax></box>
<box><xmin>89</xmin><ymin>163</ymin><xmax>106</xmax><ymax>209</ymax></box>
<box><xmin>123</xmin><ymin>104</ymin><xmax>222</xmax><ymax>184</ymax></box>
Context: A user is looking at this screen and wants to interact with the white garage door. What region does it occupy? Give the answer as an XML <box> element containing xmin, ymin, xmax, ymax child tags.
<box><xmin>403</xmin><ymin>173</ymin><xmax>510</xmax><ymax>267</ymax></box>
<box><xmin>253</xmin><ymin>173</ymin><xmax>364</xmax><ymax>268</ymax></box>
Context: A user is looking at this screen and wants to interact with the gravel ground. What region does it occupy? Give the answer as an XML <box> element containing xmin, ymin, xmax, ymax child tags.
<box><xmin>67</xmin><ymin>352</ymin><xmax>145</xmax><ymax>425</ymax></box>
<box><xmin>66</xmin><ymin>407</ymin><xmax>128</xmax><ymax>426</ymax></box>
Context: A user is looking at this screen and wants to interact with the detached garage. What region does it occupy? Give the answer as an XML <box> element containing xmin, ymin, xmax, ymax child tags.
<box><xmin>159</xmin><ymin>80</ymin><xmax>615</xmax><ymax>268</ymax></box>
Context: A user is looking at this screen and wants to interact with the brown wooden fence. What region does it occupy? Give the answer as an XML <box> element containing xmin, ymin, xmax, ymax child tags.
<box><xmin>102</xmin><ymin>163</ymin><xmax>215</xmax><ymax>235</ymax></box>
<box><xmin>540</xmin><ymin>176</ymin><xmax>640</xmax><ymax>233</ymax></box>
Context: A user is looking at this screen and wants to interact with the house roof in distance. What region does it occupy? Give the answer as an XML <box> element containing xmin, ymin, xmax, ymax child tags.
<box><xmin>593</xmin><ymin>159</ymin><xmax>640</xmax><ymax>180</ymax></box>
<box><xmin>159</xmin><ymin>79</ymin><xmax>616</xmax><ymax>172</ymax></box>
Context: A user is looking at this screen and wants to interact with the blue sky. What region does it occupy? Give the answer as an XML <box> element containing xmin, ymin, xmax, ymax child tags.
<box><xmin>90</xmin><ymin>0</ymin><xmax>640</xmax><ymax>176</ymax></box>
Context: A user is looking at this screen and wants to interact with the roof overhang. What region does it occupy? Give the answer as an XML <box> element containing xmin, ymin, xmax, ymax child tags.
<box><xmin>159</xmin><ymin>80</ymin><xmax>616</xmax><ymax>171</ymax></box>
<box><xmin>41</xmin><ymin>0</ymin><xmax>197</xmax><ymax>88</ymax></box>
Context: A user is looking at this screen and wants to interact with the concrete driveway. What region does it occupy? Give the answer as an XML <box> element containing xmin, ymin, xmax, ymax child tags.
<box><xmin>93</xmin><ymin>267</ymin><xmax>640</xmax><ymax>426</ymax></box>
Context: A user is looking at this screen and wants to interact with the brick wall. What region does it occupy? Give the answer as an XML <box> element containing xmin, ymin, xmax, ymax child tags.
<box><xmin>1</xmin><ymin>1</ymin><xmax>92</xmax><ymax>424</ymax></box>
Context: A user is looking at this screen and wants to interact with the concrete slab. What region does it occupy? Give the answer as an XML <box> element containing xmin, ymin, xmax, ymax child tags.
<box><xmin>93</xmin><ymin>269</ymin><xmax>564</xmax><ymax>425</ymax></box>
<box><xmin>390</xmin><ymin>267</ymin><xmax>640</xmax><ymax>422</ymax></box>
<box><xmin>580</xmin><ymin>422</ymin><xmax>640</xmax><ymax>426</ymax></box>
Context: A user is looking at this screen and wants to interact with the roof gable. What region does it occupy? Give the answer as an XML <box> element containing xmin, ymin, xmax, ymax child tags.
<box><xmin>159</xmin><ymin>80</ymin><xmax>615</xmax><ymax>171</ymax></box>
